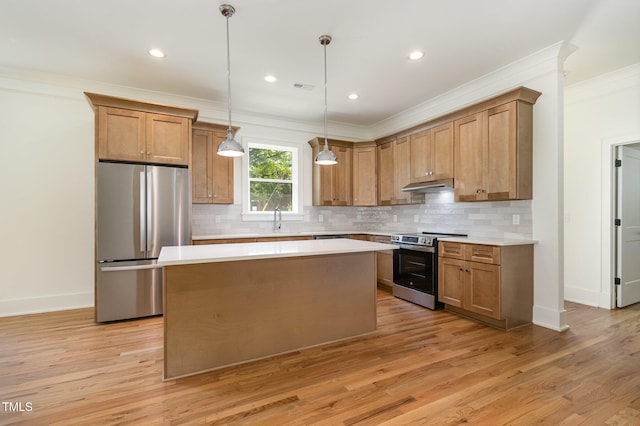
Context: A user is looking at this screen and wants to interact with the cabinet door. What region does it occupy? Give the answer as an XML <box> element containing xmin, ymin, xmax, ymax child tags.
<box><xmin>466</xmin><ymin>261</ymin><xmax>501</xmax><ymax>319</ymax></box>
<box><xmin>377</xmin><ymin>143</ymin><xmax>394</xmax><ymax>205</ymax></box>
<box><xmin>353</xmin><ymin>145</ymin><xmax>377</xmax><ymax>206</ymax></box>
<box><xmin>410</xmin><ymin>130</ymin><xmax>430</xmax><ymax>183</ymax></box>
<box><xmin>333</xmin><ymin>146</ymin><xmax>353</xmax><ymax>205</ymax></box>
<box><xmin>454</xmin><ymin>112</ymin><xmax>485</xmax><ymax>201</ymax></box>
<box><xmin>211</xmin><ymin>131</ymin><xmax>234</xmax><ymax>204</ymax></box>
<box><xmin>376</xmin><ymin>251</ymin><xmax>394</xmax><ymax>287</ymax></box>
<box><xmin>97</xmin><ymin>106</ymin><xmax>146</xmax><ymax>162</ymax></box>
<box><xmin>146</xmin><ymin>113</ymin><xmax>190</xmax><ymax>165</ymax></box>
<box><xmin>315</xmin><ymin>145</ymin><xmax>335</xmax><ymax>205</ymax></box>
<box><xmin>191</xmin><ymin>129</ymin><xmax>212</xmax><ymax>203</ymax></box>
<box><xmin>438</xmin><ymin>257</ymin><xmax>465</xmax><ymax>307</ymax></box>
<box><xmin>431</xmin><ymin>122</ymin><xmax>454</xmax><ymax>180</ymax></box>
<box><xmin>485</xmin><ymin>102</ymin><xmax>517</xmax><ymax>200</ymax></box>
<box><xmin>394</xmin><ymin>136</ymin><xmax>411</xmax><ymax>204</ymax></box>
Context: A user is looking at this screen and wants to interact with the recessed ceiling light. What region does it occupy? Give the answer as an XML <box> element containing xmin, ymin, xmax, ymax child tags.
<box><xmin>148</xmin><ymin>48</ymin><xmax>165</xmax><ymax>58</ymax></box>
<box><xmin>348</xmin><ymin>93</ymin><xmax>359</xmax><ymax>100</ymax></box>
<box><xmin>408</xmin><ymin>50</ymin><xmax>424</xmax><ymax>61</ymax></box>
<box><xmin>264</xmin><ymin>75</ymin><xmax>277</xmax><ymax>83</ymax></box>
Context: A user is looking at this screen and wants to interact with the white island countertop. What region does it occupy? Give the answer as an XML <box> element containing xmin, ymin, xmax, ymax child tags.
<box><xmin>158</xmin><ymin>238</ymin><xmax>398</xmax><ymax>267</ymax></box>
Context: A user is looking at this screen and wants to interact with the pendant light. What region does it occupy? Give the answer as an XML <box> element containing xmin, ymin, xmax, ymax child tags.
<box><xmin>217</xmin><ymin>4</ymin><xmax>244</xmax><ymax>157</ymax></box>
<box><xmin>314</xmin><ymin>34</ymin><xmax>337</xmax><ymax>165</ymax></box>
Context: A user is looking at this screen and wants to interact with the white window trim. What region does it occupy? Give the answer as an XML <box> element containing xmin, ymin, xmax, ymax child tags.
<box><xmin>241</xmin><ymin>137</ymin><xmax>304</xmax><ymax>221</ymax></box>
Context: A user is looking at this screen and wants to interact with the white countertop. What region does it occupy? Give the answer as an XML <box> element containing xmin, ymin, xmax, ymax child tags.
<box><xmin>191</xmin><ymin>231</ymin><xmax>394</xmax><ymax>240</ymax></box>
<box><xmin>439</xmin><ymin>236</ymin><xmax>537</xmax><ymax>246</ymax></box>
<box><xmin>158</xmin><ymin>238</ymin><xmax>398</xmax><ymax>266</ymax></box>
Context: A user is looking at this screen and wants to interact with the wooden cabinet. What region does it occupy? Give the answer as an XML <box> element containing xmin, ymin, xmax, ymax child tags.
<box><xmin>192</xmin><ymin>122</ymin><xmax>234</xmax><ymax>204</ymax></box>
<box><xmin>453</xmin><ymin>98</ymin><xmax>536</xmax><ymax>202</ymax></box>
<box><xmin>369</xmin><ymin>235</ymin><xmax>394</xmax><ymax>290</ymax></box>
<box><xmin>349</xmin><ymin>234</ymin><xmax>394</xmax><ymax>290</ymax></box>
<box><xmin>377</xmin><ymin>137</ymin><xmax>424</xmax><ymax>205</ymax></box>
<box><xmin>438</xmin><ymin>241</ymin><xmax>533</xmax><ymax>330</ymax></box>
<box><xmin>352</xmin><ymin>143</ymin><xmax>377</xmax><ymax>206</ymax></box>
<box><xmin>309</xmin><ymin>138</ymin><xmax>352</xmax><ymax>206</ymax></box>
<box><xmin>86</xmin><ymin>93</ymin><xmax>198</xmax><ymax>166</ymax></box>
<box><xmin>410</xmin><ymin>121</ymin><xmax>454</xmax><ymax>183</ymax></box>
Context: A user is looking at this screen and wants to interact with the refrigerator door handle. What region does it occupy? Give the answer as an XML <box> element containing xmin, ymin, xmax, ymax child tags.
<box><xmin>140</xmin><ymin>171</ymin><xmax>146</xmax><ymax>254</ymax></box>
<box><xmin>100</xmin><ymin>264</ymin><xmax>162</xmax><ymax>272</ymax></box>
<box><xmin>146</xmin><ymin>168</ymin><xmax>154</xmax><ymax>255</ymax></box>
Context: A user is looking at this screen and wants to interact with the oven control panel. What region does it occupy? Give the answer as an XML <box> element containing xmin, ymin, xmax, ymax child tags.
<box><xmin>391</xmin><ymin>234</ymin><xmax>435</xmax><ymax>246</ymax></box>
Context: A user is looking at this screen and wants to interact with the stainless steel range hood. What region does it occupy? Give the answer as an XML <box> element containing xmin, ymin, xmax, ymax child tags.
<box><xmin>401</xmin><ymin>178</ymin><xmax>454</xmax><ymax>193</ymax></box>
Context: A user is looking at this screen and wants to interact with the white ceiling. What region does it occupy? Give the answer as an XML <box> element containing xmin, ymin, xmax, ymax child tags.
<box><xmin>1</xmin><ymin>0</ymin><xmax>639</xmax><ymax>126</ymax></box>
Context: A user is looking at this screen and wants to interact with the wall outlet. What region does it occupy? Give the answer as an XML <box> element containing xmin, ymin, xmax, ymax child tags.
<box><xmin>393</xmin><ymin>214</ymin><xmax>397</xmax><ymax>223</ymax></box>
<box><xmin>512</xmin><ymin>214</ymin><xmax>520</xmax><ymax>225</ymax></box>
<box><xmin>318</xmin><ymin>214</ymin><xmax>324</xmax><ymax>223</ymax></box>
<box><xmin>414</xmin><ymin>214</ymin><xmax>419</xmax><ymax>223</ymax></box>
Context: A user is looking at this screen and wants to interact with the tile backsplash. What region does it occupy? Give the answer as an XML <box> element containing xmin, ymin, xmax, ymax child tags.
<box><xmin>192</xmin><ymin>191</ymin><xmax>532</xmax><ymax>239</ymax></box>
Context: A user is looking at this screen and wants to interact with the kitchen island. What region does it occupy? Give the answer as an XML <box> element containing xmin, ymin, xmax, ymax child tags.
<box><xmin>158</xmin><ymin>238</ymin><xmax>397</xmax><ymax>380</ymax></box>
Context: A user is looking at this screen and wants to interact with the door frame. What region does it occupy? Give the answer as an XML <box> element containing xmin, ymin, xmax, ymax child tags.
<box><xmin>601</xmin><ymin>134</ymin><xmax>640</xmax><ymax>309</ymax></box>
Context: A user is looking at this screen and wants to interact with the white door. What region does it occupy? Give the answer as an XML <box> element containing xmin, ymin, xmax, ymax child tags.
<box><xmin>616</xmin><ymin>145</ymin><xmax>640</xmax><ymax>307</ymax></box>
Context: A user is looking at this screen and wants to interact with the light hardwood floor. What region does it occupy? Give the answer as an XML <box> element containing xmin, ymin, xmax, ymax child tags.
<box><xmin>1</xmin><ymin>290</ymin><xmax>639</xmax><ymax>425</ymax></box>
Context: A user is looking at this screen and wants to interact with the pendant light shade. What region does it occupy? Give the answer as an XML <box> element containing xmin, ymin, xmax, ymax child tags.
<box><xmin>217</xmin><ymin>4</ymin><xmax>244</xmax><ymax>157</ymax></box>
<box><xmin>314</xmin><ymin>34</ymin><xmax>337</xmax><ymax>166</ymax></box>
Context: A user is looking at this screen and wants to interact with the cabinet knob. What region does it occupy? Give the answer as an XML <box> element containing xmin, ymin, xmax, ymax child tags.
<box><xmin>209</xmin><ymin>194</ymin><xmax>212</xmax><ymax>198</ymax></box>
<box><xmin>147</xmin><ymin>151</ymin><xmax>151</xmax><ymax>155</ymax></box>
<box><xmin>139</xmin><ymin>150</ymin><xmax>144</xmax><ymax>155</ymax></box>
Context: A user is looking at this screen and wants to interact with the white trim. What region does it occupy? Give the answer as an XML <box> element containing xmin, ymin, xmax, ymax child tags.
<box><xmin>601</xmin><ymin>134</ymin><xmax>640</xmax><ymax>309</ymax></box>
<box><xmin>241</xmin><ymin>136</ymin><xmax>303</xmax><ymax>221</ymax></box>
<box><xmin>0</xmin><ymin>292</ymin><xmax>93</xmax><ymax>318</ymax></box>
<box><xmin>532</xmin><ymin>304</ymin><xmax>570</xmax><ymax>332</ymax></box>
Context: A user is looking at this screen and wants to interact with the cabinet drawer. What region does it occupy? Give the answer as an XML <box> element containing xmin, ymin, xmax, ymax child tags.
<box><xmin>439</xmin><ymin>242</ymin><xmax>465</xmax><ymax>259</ymax></box>
<box><xmin>465</xmin><ymin>244</ymin><xmax>500</xmax><ymax>265</ymax></box>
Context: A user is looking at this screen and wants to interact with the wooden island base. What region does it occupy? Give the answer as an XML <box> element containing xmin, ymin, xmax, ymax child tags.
<box><xmin>163</xmin><ymin>251</ymin><xmax>377</xmax><ymax>380</ymax></box>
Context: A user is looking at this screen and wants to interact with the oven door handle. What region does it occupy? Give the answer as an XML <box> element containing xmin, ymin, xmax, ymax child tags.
<box><xmin>397</xmin><ymin>244</ymin><xmax>436</xmax><ymax>253</ymax></box>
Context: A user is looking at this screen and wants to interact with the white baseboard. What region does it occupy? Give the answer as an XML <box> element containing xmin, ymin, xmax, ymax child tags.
<box><xmin>0</xmin><ymin>292</ymin><xmax>93</xmax><ymax>318</ymax></box>
<box><xmin>564</xmin><ymin>286</ymin><xmax>614</xmax><ymax>310</ymax></box>
<box><xmin>532</xmin><ymin>304</ymin><xmax>570</xmax><ymax>332</ymax></box>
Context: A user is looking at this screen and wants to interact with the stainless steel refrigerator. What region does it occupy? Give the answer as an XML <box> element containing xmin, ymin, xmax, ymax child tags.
<box><xmin>96</xmin><ymin>162</ymin><xmax>190</xmax><ymax>322</ymax></box>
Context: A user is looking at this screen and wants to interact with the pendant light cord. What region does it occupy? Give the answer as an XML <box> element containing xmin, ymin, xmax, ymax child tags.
<box><xmin>323</xmin><ymin>41</ymin><xmax>328</xmax><ymax>147</ymax></box>
<box><xmin>225</xmin><ymin>13</ymin><xmax>233</xmax><ymax>133</ymax></box>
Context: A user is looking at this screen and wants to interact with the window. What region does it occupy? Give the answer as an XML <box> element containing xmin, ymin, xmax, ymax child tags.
<box><xmin>242</xmin><ymin>139</ymin><xmax>301</xmax><ymax>219</ymax></box>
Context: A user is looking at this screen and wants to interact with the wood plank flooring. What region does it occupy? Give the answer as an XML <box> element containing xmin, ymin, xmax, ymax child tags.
<box><xmin>1</xmin><ymin>290</ymin><xmax>639</xmax><ymax>425</ymax></box>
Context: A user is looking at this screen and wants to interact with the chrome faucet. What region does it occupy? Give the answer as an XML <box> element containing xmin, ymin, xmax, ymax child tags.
<box><xmin>273</xmin><ymin>206</ymin><xmax>282</xmax><ymax>232</ymax></box>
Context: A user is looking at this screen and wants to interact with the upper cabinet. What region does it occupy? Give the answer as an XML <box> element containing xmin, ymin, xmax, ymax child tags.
<box><xmin>454</xmin><ymin>90</ymin><xmax>539</xmax><ymax>202</ymax></box>
<box><xmin>85</xmin><ymin>92</ymin><xmax>198</xmax><ymax>166</ymax></box>
<box><xmin>352</xmin><ymin>142</ymin><xmax>377</xmax><ymax>206</ymax></box>
<box><xmin>377</xmin><ymin>136</ymin><xmax>424</xmax><ymax>205</ymax></box>
<box><xmin>309</xmin><ymin>138</ymin><xmax>377</xmax><ymax>206</ymax></box>
<box><xmin>192</xmin><ymin>122</ymin><xmax>234</xmax><ymax>204</ymax></box>
<box><xmin>410</xmin><ymin>121</ymin><xmax>454</xmax><ymax>183</ymax></box>
<box><xmin>309</xmin><ymin>138</ymin><xmax>353</xmax><ymax>206</ymax></box>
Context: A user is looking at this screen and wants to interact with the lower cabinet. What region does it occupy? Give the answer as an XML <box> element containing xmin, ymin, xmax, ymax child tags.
<box><xmin>438</xmin><ymin>241</ymin><xmax>533</xmax><ymax>330</ymax></box>
<box><xmin>350</xmin><ymin>234</ymin><xmax>394</xmax><ymax>290</ymax></box>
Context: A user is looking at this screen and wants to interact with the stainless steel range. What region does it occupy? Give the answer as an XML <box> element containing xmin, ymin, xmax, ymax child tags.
<box><xmin>391</xmin><ymin>232</ymin><xmax>467</xmax><ymax>309</ymax></box>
